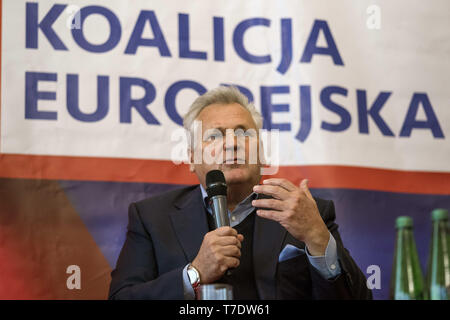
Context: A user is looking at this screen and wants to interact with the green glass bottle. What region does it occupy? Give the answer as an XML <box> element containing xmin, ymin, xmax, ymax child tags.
<box><xmin>426</xmin><ymin>209</ymin><xmax>450</xmax><ymax>300</ymax></box>
<box><xmin>390</xmin><ymin>216</ymin><xmax>426</xmax><ymax>300</ymax></box>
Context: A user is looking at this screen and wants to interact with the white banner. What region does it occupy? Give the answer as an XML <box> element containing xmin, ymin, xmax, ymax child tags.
<box><xmin>2</xmin><ymin>0</ymin><xmax>449</xmax><ymax>171</ymax></box>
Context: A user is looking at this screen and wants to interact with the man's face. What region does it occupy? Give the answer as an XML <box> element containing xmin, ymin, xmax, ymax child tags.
<box><xmin>190</xmin><ymin>103</ymin><xmax>262</xmax><ymax>189</ymax></box>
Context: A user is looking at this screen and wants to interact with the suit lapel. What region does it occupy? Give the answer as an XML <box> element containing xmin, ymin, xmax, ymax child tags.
<box><xmin>253</xmin><ymin>194</ymin><xmax>287</xmax><ymax>300</ymax></box>
<box><xmin>169</xmin><ymin>186</ymin><xmax>287</xmax><ymax>299</ymax></box>
<box><xmin>169</xmin><ymin>185</ymin><xmax>209</xmax><ymax>263</ymax></box>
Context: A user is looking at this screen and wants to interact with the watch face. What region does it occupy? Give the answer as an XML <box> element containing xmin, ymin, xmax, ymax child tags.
<box><xmin>187</xmin><ymin>268</ymin><xmax>198</xmax><ymax>285</ymax></box>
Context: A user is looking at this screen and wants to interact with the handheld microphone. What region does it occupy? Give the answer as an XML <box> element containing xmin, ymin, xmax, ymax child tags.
<box><xmin>206</xmin><ymin>170</ymin><xmax>230</xmax><ymax>228</ymax></box>
<box><xmin>206</xmin><ymin>170</ymin><xmax>234</xmax><ymax>277</ymax></box>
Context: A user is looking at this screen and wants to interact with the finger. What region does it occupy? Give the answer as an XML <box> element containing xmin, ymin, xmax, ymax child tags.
<box><xmin>262</xmin><ymin>178</ymin><xmax>297</xmax><ymax>192</ymax></box>
<box><xmin>215</xmin><ymin>226</ymin><xmax>238</xmax><ymax>237</ymax></box>
<box><xmin>252</xmin><ymin>198</ymin><xmax>285</xmax><ymax>211</ymax></box>
<box><xmin>256</xmin><ymin>209</ymin><xmax>284</xmax><ymax>222</ymax></box>
<box><xmin>237</xmin><ymin>234</ymin><xmax>244</xmax><ymax>243</ymax></box>
<box><xmin>215</xmin><ymin>236</ymin><xmax>242</xmax><ymax>248</ymax></box>
<box><xmin>300</xmin><ymin>179</ymin><xmax>314</xmax><ymax>201</ymax></box>
<box><xmin>220</xmin><ymin>245</ymin><xmax>241</xmax><ymax>258</ymax></box>
<box><xmin>224</xmin><ymin>257</ymin><xmax>240</xmax><ymax>269</ymax></box>
<box><xmin>253</xmin><ymin>184</ymin><xmax>290</xmax><ymax>200</ymax></box>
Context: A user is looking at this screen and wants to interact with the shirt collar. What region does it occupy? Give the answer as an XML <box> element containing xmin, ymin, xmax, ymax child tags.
<box><xmin>199</xmin><ymin>184</ymin><xmax>257</xmax><ymax>212</ymax></box>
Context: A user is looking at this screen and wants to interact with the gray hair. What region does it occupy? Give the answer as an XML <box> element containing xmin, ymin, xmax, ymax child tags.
<box><xmin>182</xmin><ymin>86</ymin><xmax>263</xmax><ymax>133</ymax></box>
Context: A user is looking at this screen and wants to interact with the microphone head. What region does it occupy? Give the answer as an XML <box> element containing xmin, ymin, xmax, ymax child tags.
<box><xmin>206</xmin><ymin>170</ymin><xmax>227</xmax><ymax>198</ymax></box>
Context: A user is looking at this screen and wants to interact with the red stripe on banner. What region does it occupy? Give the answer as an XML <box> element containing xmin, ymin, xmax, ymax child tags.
<box><xmin>0</xmin><ymin>153</ymin><xmax>449</xmax><ymax>195</ymax></box>
<box><xmin>275</xmin><ymin>166</ymin><xmax>450</xmax><ymax>195</ymax></box>
<box><xmin>0</xmin><ymin>153</ymin><xmax>199</xmax><ymax>184</ymax></box>
<box><xmin>0</xmin><ymin>0</ymin><xmax>3</xmax><ymax>153</ymax></box>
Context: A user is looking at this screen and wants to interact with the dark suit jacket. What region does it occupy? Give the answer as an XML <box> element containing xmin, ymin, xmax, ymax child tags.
<box><xmin>109</xmin><ymin>185</ymin><xmax>372</xmax><ymax>300</ymax></box>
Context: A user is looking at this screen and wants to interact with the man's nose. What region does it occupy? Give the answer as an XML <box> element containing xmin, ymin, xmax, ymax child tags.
<box><xmin>224</xmin><ymin>130</ymin><xmax>238</xmax><ymax>151</ymax></box>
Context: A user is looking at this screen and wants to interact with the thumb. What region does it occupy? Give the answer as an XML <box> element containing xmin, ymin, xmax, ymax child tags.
<box><xmin>300</xmin><ymin>179</ymin><xmax>314</xmax><ymax>201</ymax></box>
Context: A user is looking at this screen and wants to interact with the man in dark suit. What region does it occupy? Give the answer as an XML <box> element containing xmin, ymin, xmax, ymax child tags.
<box><xmin>109</xmin><ymin>86</ymin><xmax>372</xmax><ymax>300</ymax></box>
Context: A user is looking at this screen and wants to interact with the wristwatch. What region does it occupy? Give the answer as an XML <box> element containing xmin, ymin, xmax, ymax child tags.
<box><xmin>187</xmin><ymin>263</ymin><xmax>201</xmax><ymax>292</ymax></box>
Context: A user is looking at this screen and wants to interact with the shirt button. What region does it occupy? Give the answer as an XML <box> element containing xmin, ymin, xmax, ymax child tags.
<box><xmin>231</xmin><ymin>215</ymin><xmax>236</xmax><ymax>221</ymax></box>
<box><xmin>330</xmin><ymin>264</ymin><xmax>336</xmax><ymax>270</ymax></box>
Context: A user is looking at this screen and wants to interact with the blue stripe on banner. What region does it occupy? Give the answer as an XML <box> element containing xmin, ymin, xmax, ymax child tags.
<box><xmin>60</xmin><ymin>180</ymin><xmax>450</xmax><ymax>300</ymax></box>
<box><xmin>58</xmin><ymin>180</ymin><xmax>187</xmax><ymax>268</ymax></box>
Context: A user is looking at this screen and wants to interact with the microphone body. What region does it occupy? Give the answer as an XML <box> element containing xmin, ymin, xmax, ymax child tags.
<box><xmin>210</xmin><ymin>195</ymin><xmax>230</xmax><ymax>228</ymax></box>
<box><xmin>206</xmin><ymin>170</ymin><xmax>230</xmax><ymax>229</ymax></box>
<box><xmin>206</xmin><ymin>170</ymin><xmax>233</xmax><ymax>277</ymax></box>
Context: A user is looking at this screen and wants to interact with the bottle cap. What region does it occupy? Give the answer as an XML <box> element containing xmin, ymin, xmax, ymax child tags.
<box><xmin>396</xmin><ymin>216</ymin><xmax>413</xmax><ymax>229</ymax></box>
<box><xmin>431</xmin><ymin>209</ymin><xmax>448</xmax><ymax>221</ymax></box>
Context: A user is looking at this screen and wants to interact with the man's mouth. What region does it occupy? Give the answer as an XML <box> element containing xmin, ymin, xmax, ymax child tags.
<box><xmin>224</xmin><ymin>158</ymin><xmax>245</xmax><ymax>164</ymax></box>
